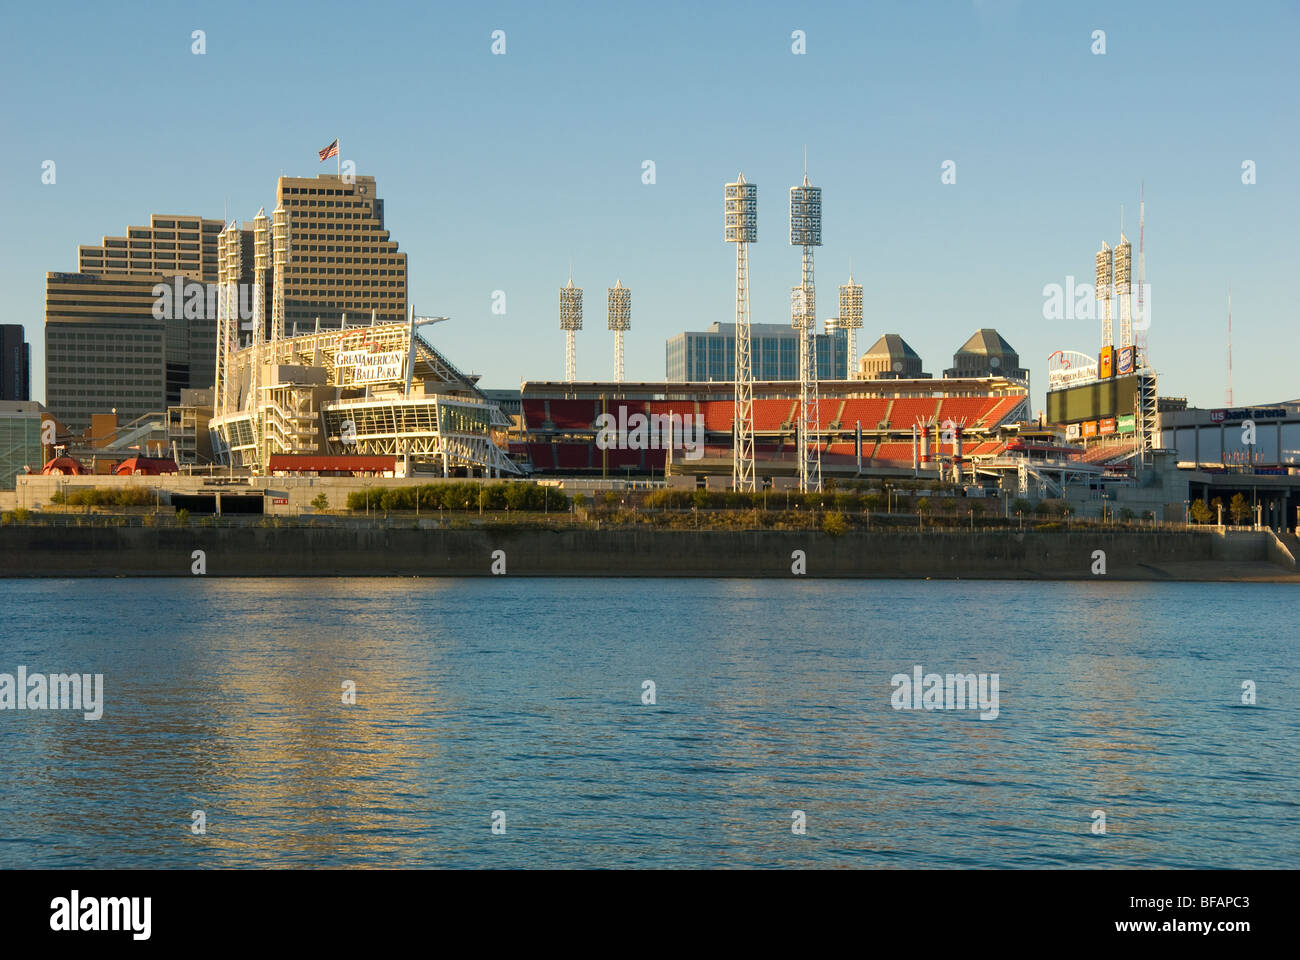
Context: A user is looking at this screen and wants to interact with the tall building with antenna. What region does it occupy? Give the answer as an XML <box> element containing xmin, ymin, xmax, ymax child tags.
<box><xmin>607</xmin><ymin>280</ymin><xmax>631</xmax><ymax>383</ymax></box>
<box><xmin>724</xmin><ymin>174</ymin><xmax>757</xmax><ymax>492</ymax></box>
<box><xmin>559</xmin><ymin>271</ymin><xmax>583</xmax><ymax>383</ymax></box>
<box><xmin>789</xmin><ymin>168</ymin><xmax>822</xmax><ymax>492</ymax></box>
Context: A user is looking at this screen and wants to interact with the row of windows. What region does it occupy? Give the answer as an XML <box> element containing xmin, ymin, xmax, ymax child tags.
<box><xmin>293</xmin><ymin>243</ymin><xmax>400</xmax><ymax>255</ymax></box>
<box><xmin>282</xmin><ymin>187</ymin><xmax>358</xmax><ymax>196</ymax></box>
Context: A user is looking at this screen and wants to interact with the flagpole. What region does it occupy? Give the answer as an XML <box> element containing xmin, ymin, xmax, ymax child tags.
<box><xmin>337</xmin><ymin>137</ymin><xmax>341</xmax><ymax>177</ymax></box>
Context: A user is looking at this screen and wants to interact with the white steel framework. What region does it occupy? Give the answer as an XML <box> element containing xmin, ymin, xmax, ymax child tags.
<box><xmin>1096</xmin><ymin>242</ymin><xmax>1113</xmax><ymax>350</ymax></box>
<box><xmin>790</xmin><ymin>173</ymin><xmax>822</xmax><ymax>492</ymax></box>
<box><xmin>271</xmin><ymin>204</ymin><xmax>289</xmax><ymax>343</ymax></box>
<box><xmin>1115</xmin><ymin>235</ymin><xmax>1133</xmax><ymax>349</ymax></box>
<box><xmin>210</xmin><ymin>318</ymin><xmax>518</xmax><ymax>477</ymax></box>
<box><xmin>724</xmin><ymin>175</ymin><xmax>757</xmax><ymax>491</ymax></box>
<box><xmin>214</xmin><ymin>221</ymin><xmax>242</xmax><ymax>419</ymax></box>
<box><xmin>607</xmin><ymin>279</ymin><xmax>631</xmax><ymax>383</ymax></box>
<box><xmin>251</xmin><ymin>208</ymin><xmax>270</xmax><ymax>467</ymax></box>
<box><xmin>560</xmin><ymin>275</ymin><xmax>583</xmax><ymax>383</ymax></box>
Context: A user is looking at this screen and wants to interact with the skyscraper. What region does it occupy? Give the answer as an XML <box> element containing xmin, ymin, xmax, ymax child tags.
<box><xmin>271</xmin><ymin>174</ymin><xmax>407</xmax><ymax>330</ymax></box>
<box><xmin>44</xmin><ymin>215</ymin><xmax>237</xmax><ymax>433</ymax></box>
<box><xmin>0</xmin><ymin>325</ymin><xmax>30</xmax><ymax>401</ymax></box>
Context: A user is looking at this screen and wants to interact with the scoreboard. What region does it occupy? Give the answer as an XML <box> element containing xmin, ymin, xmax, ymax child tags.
<box><xmin>1047</xmin><ymin>374</ymin><xmax>1139</xmax><ymax>425</ymax></box>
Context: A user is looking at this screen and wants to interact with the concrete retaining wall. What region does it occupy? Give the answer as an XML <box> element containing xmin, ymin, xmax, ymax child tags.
<box><xmin>0</xmin><ymin>526</ymin><xmax>1253</xmax><ymax>580</ymax></box>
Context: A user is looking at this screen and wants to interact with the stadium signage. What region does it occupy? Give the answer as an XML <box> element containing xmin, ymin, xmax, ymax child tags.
<box><xmin>1117</xmin><ymin>414</ymin><xmax>1135</xmax><ymax>433</ymax></box>
<box><xmin>1212</xmin><ymin>408</ymin><xmax>1286</xmax><ymax>422</ymax></box>
<box><xmin>336</xmin><ymin>350</ymin><xmax>404</xmax><ymax>382</ymax></box>
<box><xmin>1116</xmin><ymin>345</ymin><xmax>1135</xmax><ymax>376</ymax></box>
<box><xmin>1048</xmin><ymin>364</ymin><xmax>1098</xmax><ymax>390</ymax></box>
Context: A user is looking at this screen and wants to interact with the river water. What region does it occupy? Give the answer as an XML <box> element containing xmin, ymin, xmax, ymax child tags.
<box><xmin>0</xmin><ymin>578</ymin><xmax>1295</xmax><ymax>868</ymax></box>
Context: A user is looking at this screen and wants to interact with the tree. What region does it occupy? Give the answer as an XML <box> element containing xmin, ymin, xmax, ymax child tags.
<box><xmin>311</xmin><ymin>493</ymin><xmax>330</xmax><ymax>511</ymax></box>
<box><xmin>1189</xmin><ymin>500</ymin><xmax>1212</xmax><ymax>524</ymax></box>
<box><xmin>916</xmin><ymin>497</ymin><xmax>931</xmax><ymax>516</ymax></box>
<box><xmin>1229</xmin><ymin>493</ymin><xmax>1251</xmax><ymax>525</ymax></box>
<box><xmin>1011</xmin><ymin>498</ymin><xmax>1032</xmax><ymax>516</ymax></box>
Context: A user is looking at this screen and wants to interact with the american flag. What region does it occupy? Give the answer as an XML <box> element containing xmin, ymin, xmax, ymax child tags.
<box><xmin>318</xmin><ymin>138</ymin><xmax>339</xmax><ymax>162</ymax></box>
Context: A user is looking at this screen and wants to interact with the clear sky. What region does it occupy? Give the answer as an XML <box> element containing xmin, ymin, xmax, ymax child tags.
<box><xmin>2</xmin><ymin>0</ymin><xmax>1296</xmax><ymax>413</ymax></box>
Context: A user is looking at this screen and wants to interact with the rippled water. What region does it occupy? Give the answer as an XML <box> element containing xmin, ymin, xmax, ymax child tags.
<box><xmin>0</xmin><ymin>578</ymin><xmax>1295</xmax><ymax>868</ymax></box>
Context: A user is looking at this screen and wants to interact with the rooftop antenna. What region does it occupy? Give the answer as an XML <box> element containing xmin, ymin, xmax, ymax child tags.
<box><xmin>1226</xmin><ymin>284</ymin><xmax>1234</xmax><ymax>407</ymax></box>
<box><xmin>1137</xmin><ymin>181</ymin><xmax>1147</xmax><ymax>366</ymax></box>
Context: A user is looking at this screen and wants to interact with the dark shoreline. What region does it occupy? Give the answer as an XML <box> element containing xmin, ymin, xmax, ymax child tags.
<box><xmin>2</xmin><ymin>526</ymin><xmax>1297</xmax><ymax>581</ymax></box>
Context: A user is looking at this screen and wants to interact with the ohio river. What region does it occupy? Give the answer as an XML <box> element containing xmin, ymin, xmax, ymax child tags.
<box><xmin>0</xmin><ymin>578</ymin><xmax>1295</xmax><ymax>868</ymax></box>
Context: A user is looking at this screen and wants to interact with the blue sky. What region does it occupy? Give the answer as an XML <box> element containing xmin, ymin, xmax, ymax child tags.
<box><xmin>2</xmin><ymin>0</ymin><xmax>1296</xmax><ymax>413</ymax></box>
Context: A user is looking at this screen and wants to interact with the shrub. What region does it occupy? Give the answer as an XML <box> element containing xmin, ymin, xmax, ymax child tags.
<box><xmin>175</xmin><ymin>508</ymin><xmax>190</xmax><ymax>526</ymax></box>
<box><xmin>311</xmin><ymin>493</ymin><xmax>329</xmax><ymax>511</ymax></box>
<box><xmin>822</xmin><ymin>511</ymin><xmax>848</xmax><ymax>536</ymax></box>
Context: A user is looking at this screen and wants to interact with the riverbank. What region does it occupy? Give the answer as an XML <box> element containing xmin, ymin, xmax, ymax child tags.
<box><xmin>1</xmin><ymin>525</ymin><xmax>1297</xmax><ymax>580</ymax></box>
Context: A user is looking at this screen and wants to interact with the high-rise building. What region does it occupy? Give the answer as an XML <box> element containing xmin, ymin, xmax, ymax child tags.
<box><xmin>0</xmin><ymin>325</ymin><xmax>30</xmax><ymax>401</ymax></box>
<box><xmin>44</xmin><ymin>174</ymin><xmax>407</xmax><ymax>433</ymax></box>
<box><xmin>44</xmin><ymin>215</ymin><xmax>237</xmax><ymax>433</ymax></box>
<box><xmin>272</xmin><ymin>174</ymin><xmax>407</xmax><ymax>330</ymax></box>
<box><xmin>665</xmin><ymin>322</ymin><xmax>847</xmax><ymax>382</ymax></box>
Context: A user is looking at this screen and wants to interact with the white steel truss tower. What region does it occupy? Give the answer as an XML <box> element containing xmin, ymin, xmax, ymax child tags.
<box><xmin>1095</xmin><ymin>241</ymin><xmax>1113</xmax><ymax>350</ymax></box>
<box><xmin>559</xmin><ymin>271</ymin><xmax>583</xmax><ymax>383</ymax></box>
<box><xmin>790</xmin><ymin>172</ymin><xmax>822</xmax><ymax>493</ymax></box>
<box><xmin>1115</xmin><ymin>234</ymin><xmax>1133</xmax><ymax>348</ymax></box>
<box><xmin>607</xmin><ymin>279</ymin><xmax>631</xmax><ymax>383</ymax></box>
<box><xmin>251</xmin><ymin>208</ymin><xmax>270</xmax><ymax>470</ymax></box>
<box><xmin>724</xmin><ymin>175</ymin><xmax>757</xmax><ymax>491</ymax></box>
<box><xmin>214</xmin><ymin>220</ymin><xmax>242</xmax><ymax>419</ymax></box>
<box><xmin>271</xmin><ymin>204</ymin><xmax>289</xmax><ymax>344</ymax></box>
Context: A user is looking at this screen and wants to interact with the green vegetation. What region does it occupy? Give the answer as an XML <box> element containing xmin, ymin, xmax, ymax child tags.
<box><xmin>345</xmin><ymin>482</ymin><xmax>570</xmax><ymax>514</ymax></box>
<box><xmin>822</xmin><ymin>511</ymin><xmax>848</xmax><ymax>536</ymax></box>
<box><xmin>1189</xmin><ymin>500</ymin><xmax>1212</xmax><ymax>524</ymax></box>
<box><xmin>310</xmin><ymin>493</ymin><xmax>330</xmax><ymax>511</ymax></box>
<box><xmin>1229</xmin><ymin>493</ymin><xmax>1251</xmax><ymax>525</ymax></box>
<box><xmin>50</xmin><ymin>486</ymin><xmax>154</xmax><ymax>507</ymax></box>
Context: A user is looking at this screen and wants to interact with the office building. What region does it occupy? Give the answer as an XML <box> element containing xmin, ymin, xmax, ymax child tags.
<box><xmin>666</xmin><ymin>322</ymin><xmax>848</xmax><ymax>382</ymax></box>
<box><xmin>272</xmin><ymin>174</ymin><xmax>407</xmax><ymax>330</ymax></box>
<box><xmin>0</xmin><ymin>325</ymin><xmax>30</xmax><ymax>401</ymax></box>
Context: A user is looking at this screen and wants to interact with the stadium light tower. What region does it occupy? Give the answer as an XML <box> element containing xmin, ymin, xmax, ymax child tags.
<box><xmin>559</xmin><ymin>268</ymin><xmax>583</xmax><ymax>383</ymax></box>
<box><xmin>789</xmin><ymin>167</ymin><xmax>822</xmax><ymax>493</ymax></box>
<box><xmin>1095</xmin><ymin>241</ymin><xmax>1113</xmax><ymax>350</ymax></box>
<box><xmin>271</xmin><ymin>204</ymin><xmax>289</xmax><ymax>343</ymax></box>
<box><xmin>724</xmin><ymin>174</ymin><xmax>757</xmax><ymax>492</ymax></box>
<box><xmin>1115</xmin><ymin>233</ymin><xmax>1133</xmax><ymax>348</ymax></box>
<box><xmin>608</xmin><ymin>279</ymin><xmax>631</xmax><ymax>383</ymax></box>
<box><xmin>838</xmin><ymin>272</ymin><xmax>863</xmax><ymax>380</ymax></box>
